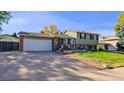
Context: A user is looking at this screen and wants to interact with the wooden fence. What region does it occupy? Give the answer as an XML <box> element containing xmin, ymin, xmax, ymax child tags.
<box><xmin>0</xmin><ymin>41</ymin><xmax>19</xmax><ymax>51</ymax></box>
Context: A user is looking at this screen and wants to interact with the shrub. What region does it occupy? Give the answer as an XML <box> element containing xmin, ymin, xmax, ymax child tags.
<box><xmin>98</xmin><ymin>48</ymin><xmax>104</xmax><ymax>51</ymax></box>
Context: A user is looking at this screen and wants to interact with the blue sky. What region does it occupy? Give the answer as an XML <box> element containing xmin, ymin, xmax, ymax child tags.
<box><xmin>2</xmin><ymin>11</ymin><xmax>120</xmax><ymax>36</ymax></box>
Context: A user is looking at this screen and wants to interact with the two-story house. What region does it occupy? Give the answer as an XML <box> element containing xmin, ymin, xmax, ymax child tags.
<box><xmin>64</xmin><ymin>30</ymin><xmax>99</xmax><ymax>50</ymax></box>
<box><xmin>18</xmin><ymin>30</ymin><xmax>99</xmax><ymax>51</ymax></box>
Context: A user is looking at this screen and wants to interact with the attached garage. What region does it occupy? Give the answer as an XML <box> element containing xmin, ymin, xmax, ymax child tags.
<box><xmin>23</xmin><ymin>38</ymin><xmax>52</xmax><ymax>51</ymax></box>
<box><xmin>18</xmin><ymin>31</ymin><xmax>75</xmax><ymax>52</ymax></box>
<box><xmin>107</xmin><ymin>44</ymin><xmax>117</xmax><ymax>51</ymax></box>
<box><xmin>98</xmin><ymin>36</ymin><xmax>118</xmax><ymax>51</ymax></box>
<box><xmin>18</xmin><ymin>31</ymin><xmax>54</xmax><ymax>51</ymax></box>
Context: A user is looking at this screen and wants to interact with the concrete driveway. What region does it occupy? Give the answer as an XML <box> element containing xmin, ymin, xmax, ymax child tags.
<box><xmin>0</xmin><ymin>52</ymin><xmax>124</xmax><ymax>81</ymax></box>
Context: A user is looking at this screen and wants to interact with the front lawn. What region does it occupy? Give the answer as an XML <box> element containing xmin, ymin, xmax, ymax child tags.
<box><xmin>76</xmin><ymin>51</ymin><xmax>124</xmax><ymax>68</ymax></box>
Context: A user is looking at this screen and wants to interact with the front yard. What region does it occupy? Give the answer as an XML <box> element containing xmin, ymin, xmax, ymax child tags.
<box><xmin>76</xmin><ymin>51</ymin><xmax>124</xmax><ymax>68</ymax></box>
<box><xmin>1</xmin><ymin>51</ymin><xmax>124</xmax><ymax>80</ymax></box>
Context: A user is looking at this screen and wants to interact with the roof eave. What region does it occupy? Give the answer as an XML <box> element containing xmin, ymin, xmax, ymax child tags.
<box><xmin>64</xmin><ymin>30</ymin><xmax>100</xmax><ymax>35</ymax></box>
<box><xmin>21</xmin><ymin>34</ymin><xmax>54</xmax><ymax>38</ymax></box>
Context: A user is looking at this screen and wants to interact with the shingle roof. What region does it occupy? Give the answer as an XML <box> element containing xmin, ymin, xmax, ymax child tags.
<box><xmin>0</xmin><ymin>34</ymin><xmax>19</xmax><ymax>42</ymax></box>
<box><xmin>64</xmin><ymin>30</ymin><xmax>99</xmax><ymax>35</ymax></box>
<box><xmin>18</xmin><ymin>31</ymin><xmax>53</xmax><ymax>38</ymax></box>
<box><xmin>18</xmin><ymin>31</ymin><xmax>75</xmax><ymax>39</ymax></box>
<box><xmin>99</xmin><ymin>36</ymin><xmax>119</xmax><ymax>44</ymax></box>
<box><xmin>100</xmin><ymin>36</ymin><xmax>119</xmax><ymax>41</ymax></box>
<box><xmin>54</xmin><ymin>33</ymin><xmax>75</xmax><ymax>39</ymax></box>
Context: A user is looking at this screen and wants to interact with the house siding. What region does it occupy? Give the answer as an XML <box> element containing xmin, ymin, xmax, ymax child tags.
<box><xmin>76</xmin><ymin>32</ymin><xmax>98</xmax><ymax>45</ymax></box>
<box><xmin>65</xmin><ymin>31</ymin><xmax>99</xmax><ymax>45</ymax></box>
<box><xmin>64</xmin><ymin>31</ymin><xmax>77</xmax><ymax>38</ymax></box>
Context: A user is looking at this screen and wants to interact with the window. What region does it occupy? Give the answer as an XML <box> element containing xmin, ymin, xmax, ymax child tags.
<box><xmin>90</xmin><ymin>34</ymin><xmax>94</xmax><ymax>40</ymax></box>
<box><xmin>86</xmin><ymin>34</ymin><xmax>90</xmax><ymax>39</ymax></box>
<box><xmin>96</xmin><ymin>35</ymin><xmax>99</xmax><ymax>40</ymax></box>
<box><xmin>94</xmin><ymin>35</ymin><xmax>98</xmax><ymax>40</ymax></box>
<box><xmin>79</xmin><ymin>33</ymin><xmax>82</xmax><ymax>39</ymax></box>
<box><xmin>79</xmin><ymin>33</ymin><xmax>85</xmax><ymax>39</ymax></box>
<box><xmin>68</xmin><ymin>39</ymin><xmax>71</xmax><ymax>45</ymax></box>
<box><xmin>84</xmin><ymin>34</ymin><xmax>86</xmax><ymax>39</ymax></box>
<box><xmin>81</xmin><ymin>33</ymin><xmax>85</xmax><ymax>39</ymax></box>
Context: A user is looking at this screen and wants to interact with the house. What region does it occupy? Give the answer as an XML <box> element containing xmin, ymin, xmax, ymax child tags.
<box><xmin>64</xmin><ymin>30</ymin><xmax>99</xmax><ymax>50</ymax></box>
<box><xmin>18</xmin><ymin>31</ymin><xmax>75</xmax><ymax>51</ymax></box>
<box><xmin>0</xmin><ymin>34</ymin><xmax>19</xmax><ymax>51</ymax></box>
<box><xmin>98</xmin><ymin>36</ymin><xmax>119</xmax><ymax>51</ymax></box>
<box><xmin>18</xmin><ymin>30</ymin><xmax>99</xmax><ymax>52</ymax></box>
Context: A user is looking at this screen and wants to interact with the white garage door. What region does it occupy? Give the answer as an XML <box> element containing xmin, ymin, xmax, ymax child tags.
<box><xmin>108</xmin><ymin>45</ymin><xmax>117</xmax><ymax>51</ymax></box>
<box><xmin>23</xmin><ymin>38</ymin><xmax>52</xmax><ymax>51</ymax></box>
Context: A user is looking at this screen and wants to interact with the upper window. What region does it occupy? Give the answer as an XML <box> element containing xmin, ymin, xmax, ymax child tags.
<box><xmin>79</xmin><ymin>33</ymin><xmax>82</xmax><ymax>39</ymax></box>
<box><xmin>96</xmin><ymin>35</ymin><xmax>99</xmax><ymax>40</ymax></box>
<box><xmin>79</xmin><ymin>33</ymin><xmax>85</xmax><ymax>39</ymax></box>
<box><xmin>93</xmin><ymin>35</ymin><xmax>99</xmax><ymax>40</ymax></box>
<box><xmin>90</xmin><ymin>34</ymin><xmax>94</xmax><ymax>40</ymax></box>
<box><xmin>84</xmin><ymin>34</ymin><xmax>86</xmax><ymax>39</ymax></box>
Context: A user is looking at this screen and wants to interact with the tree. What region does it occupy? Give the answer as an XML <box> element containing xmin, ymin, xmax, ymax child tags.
<box><xmin>12</xmin><ymin>32</ymin><xmax>18</xmax><ymax>38</ymax></box>
<box><xmin>49</xmin><ymin>25</ymin><xmax>58</xmax><ymax>35</ymax></box>
<box><xmin>0</xmin><ymin>11</ymin><xmax>12</xmax><ymax>32</ymax></box>
<box><xmin>42</xmin><ymin>25</ymin><xmax>58</xmax><ymax>35</ymax></box>
<box><xmin>114</xmin><ymin>12</ymin><xmax>124</xmax><ymax>45</ymax></box>
<box><xmin>118</xmin><ymin>12</ymin><xmax>124</xmax><ymax>25</ymax></box>
<box><xmin>114</xmin><ymin>23</ymin><xmax>121</xmax><ymax>32</ymax></box>
<box><xmin>42</xmin><ymin>26</ymin><xmax>49</xmax><ymax>35</ymax></box>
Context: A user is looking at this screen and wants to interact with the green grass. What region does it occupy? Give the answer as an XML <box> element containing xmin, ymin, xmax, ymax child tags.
<box><xmin>77</xmin><ymin>51</ymin><xmax>124</xmax><ymax>68</ymax></box>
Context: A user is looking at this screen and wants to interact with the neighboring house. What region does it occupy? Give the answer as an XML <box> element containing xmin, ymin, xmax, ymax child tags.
<box><xmin>0</xmin><ymin>34</ymin><xmax>19</xmax><ymax>51</ymax></box>
<box><xmin>64</xmin><ymin>30</ymin><xmax>99</xmax><ymax>50</ymax></box>
<box><xmin>98</xmin><ymin>36</ymin><xmax>119</xmax><ymax>51</ymax></box>
<box><xmin>18</xmin><ymin>30</ymin><xmax>99</xmax><ymax>52</ymax></box>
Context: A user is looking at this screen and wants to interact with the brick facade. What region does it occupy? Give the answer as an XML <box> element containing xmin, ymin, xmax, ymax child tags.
<box><xmin>19</xmin><ymin>35</ymin><xmax>24</xmax><ymax>51</ymax></box>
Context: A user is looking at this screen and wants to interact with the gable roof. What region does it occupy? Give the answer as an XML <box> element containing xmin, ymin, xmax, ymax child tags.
<box><xmin>18</xmin><ymin>31</ymin><xmax>75</xmax><ymax>39</ymax></box>
<box><xmin>100</xmin><ymin>36</ymin><xmax>119</xmax><ymax>41</ymax></box>
<box><xmin>99</xmin><ymin>36</ymin><xmax>119</xmax><ymax>44</ymax></box>
<box><xmin>0</xmin><ymin>34</ymin><xmax>19</xmax><ymax>42</ymax></box>
<box><xmin>18</xmin><ymin>31</ymin><xmax>53</xmax><ymax>38</ymax></box>
<box><xmin>54</xmin><ymin>34</ymin><xmax>75</xmax><ymax>39</ymax></box>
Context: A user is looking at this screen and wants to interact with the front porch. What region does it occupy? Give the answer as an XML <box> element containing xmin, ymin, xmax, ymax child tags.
<box><xmin>53</xmin><ymin>37</ymin><xmax>76</xmax><ymax>51</ymax></box>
